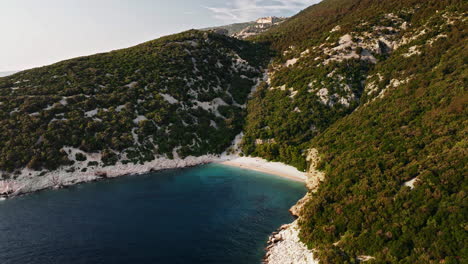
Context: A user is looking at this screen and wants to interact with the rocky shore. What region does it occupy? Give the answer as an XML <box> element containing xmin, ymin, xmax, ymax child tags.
<box><xmin>263</xmin><ymin>149</ymin><xmax>325</xmax><ymax>264</ymax></box>
<box><xmin>0</xmin><ymin>148</ymin><xmax>323</xmax><ymax>263</ymax></box>
<box><xmin>264</xmin><ymin>220</ymin><xmax>318</xmax><ymax>264</ymax></box>
<box><xmin>0</xmin><ymin>151</ymin><xmax>315</xmax><ymax>200</ymax></box>
<box><xmin>0</xmin><ymin>154</ymin><xmax>223</xmax><ymax>199</ymax></box>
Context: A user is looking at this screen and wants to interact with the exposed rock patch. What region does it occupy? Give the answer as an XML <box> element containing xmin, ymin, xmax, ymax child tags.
<box><xmin>264</xmin><ymin>148</ymin><xmax>325</xmax><ymax>263</ymax></box>
<box><xmin>264</xmin><ymin>221</ymin><xmax>318</xmax><ymax>264</ymax></box>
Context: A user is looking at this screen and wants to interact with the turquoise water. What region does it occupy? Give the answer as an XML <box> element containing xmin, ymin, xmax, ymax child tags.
<box><xmin>0</xmin><ymin>164</ymin><xmax>306</xmax><ymax>264</ymax></box>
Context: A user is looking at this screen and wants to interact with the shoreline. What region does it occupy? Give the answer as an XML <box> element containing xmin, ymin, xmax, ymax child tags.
<box><xmin>0</xmin><ymin>155</ymin><xmax>306</xmax><ymax>200</ymax></box>
<box><xmin>0</xmin><ymin>155</ymin><xmax>224</xmax><ymax>199</ymax></box>
<box><xmin>0</xmin><ymin>153</ymin><xmax>317</xmax><ymax>262</ymax></box>
<box><xmin>219</xmin><ymin>157</ymin><xmax>306</xmax><ymax>183</ymax></box>
<box><xmin>263</xmin><ymin>149</ymin><xmax>323</xmax><ymax>264</ymax></box>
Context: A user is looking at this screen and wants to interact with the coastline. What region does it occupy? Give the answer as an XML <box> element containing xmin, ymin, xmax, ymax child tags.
<box><xmin>0</xmin><ymin>154</ymin><xmax>224</xmax><ymax>199</ymax></box>
<box><xmin>264</xmin><ymin>220</ymin><xmax>318</xmax><ymax>264</ymax></box>
<box><xmin>0</xmin><ymin>152</ymin><xmax>319</xmax><ymax>262</ymax></box>
<box><xmin>219</xmin><ymin>157</ymin><xmax>307</xmax><ymax>183</ymax></box>
<box><xmin>0</xmin><ymin>155</ymin><xmax>307</xmax><ymax>199</ymax></box>
<box><xmin>263</xmin><ymin>149</ymin><xmax>324</xmax><ymax>264</ymax></box>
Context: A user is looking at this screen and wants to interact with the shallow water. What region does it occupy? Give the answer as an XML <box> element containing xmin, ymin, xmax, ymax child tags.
<box><xmin>0</xmin><ymin>164</ymin><xmax>306</xmax><ymax>264</ymax></box>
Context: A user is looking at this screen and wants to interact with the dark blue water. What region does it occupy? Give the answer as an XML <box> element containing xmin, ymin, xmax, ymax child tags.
<box><xmin>0</xmin><ymin>164</ymin><xmax>306</xmax><ymax>264</ymax></box>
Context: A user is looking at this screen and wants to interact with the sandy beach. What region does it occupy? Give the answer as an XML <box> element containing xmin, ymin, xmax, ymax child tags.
<box><xmin>219</xmin><ymin>157</ymin><xmax>307</xmax><ymax>182</ymax></box>
<box><xmin>1</xmin><ymin>152</ymin><xmax>308</xmax><ymax>199</ymax></box>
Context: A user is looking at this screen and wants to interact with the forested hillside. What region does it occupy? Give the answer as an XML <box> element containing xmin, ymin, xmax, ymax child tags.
<box><xmin>0</xmin><ymin>30</ymin><xmax>267</xmax><ymax>175</ymax></box>
<box><xmin>243</xmin><ymin>0</ymin><xmax>466</xmax><ymax>169</ymax></box>
<box><xmin>243</xmin><ymin>0</ymin><xmax>467</xmax><ymax>262</ymax></box>
<box><xmin>0</xmin><ymin>0</ymin><xmax>466</xmax><ymax>262</ymax></box>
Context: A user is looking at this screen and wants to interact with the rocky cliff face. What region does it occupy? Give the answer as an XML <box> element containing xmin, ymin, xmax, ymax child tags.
<box><xmin>233</xmin><ymin>17</ymin><xmax>287</xmax><ymax>39</ymax></box>
<box><xmin>203</xmin><ymin>17</ymin><xmax>287</xmax><ymax>39</ymax></box>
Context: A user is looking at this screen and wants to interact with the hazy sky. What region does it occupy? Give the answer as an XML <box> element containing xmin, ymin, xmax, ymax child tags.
<box><xmin>0</xmin><ymin>0</ymin><xmax>321</xmax><ymax>72</ymax></box>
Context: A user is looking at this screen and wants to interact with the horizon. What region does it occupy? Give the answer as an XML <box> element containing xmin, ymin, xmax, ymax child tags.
<box><xmin>0</xmin><ymin>0</ymin><xmax>321</xmax><ymax>72</ymax></box>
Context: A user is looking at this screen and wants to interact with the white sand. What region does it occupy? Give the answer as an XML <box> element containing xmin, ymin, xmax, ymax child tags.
<box><xmin>219</xmin><ymin>157</ymin><xmax>307</xmax><ymax>182</ymax></box>
<box><xmin>0</xmin><ymin>155</ymin><xmax>309</xmax><ymax>198</ymax></box>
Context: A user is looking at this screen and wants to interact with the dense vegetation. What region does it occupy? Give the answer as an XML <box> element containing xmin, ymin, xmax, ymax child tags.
<box><xmin>301</xmin><ymin>12</ymin><xmax>467</xmax><ymax>263</ymax></box>
<box><xmin>242</xmin><ymin>0</ymin><xmax>405</xmax><ymax>169</ymax></box>
<box><xmin>0</xmin><ymin>0</ymin><xmax>466</xmax><ymax>262</ymax></box>
<box><xmin>251</xmin><ymin>0</ymin><xmax>463</xmax><ymax>51</ymax></box>
<box><xmin>0</xmin><ymin>30</ymin><xmax>268</xmax><ymax>175</ymax></box>
<box><xmin>242</xmin><ymin>0</ymin><xmax>467</xmax><ymax>262</ymax></box>
<box><xmin>243</xmin><ymin>0</ymin><xmax>467</xmax><ymax>170</ymax></box>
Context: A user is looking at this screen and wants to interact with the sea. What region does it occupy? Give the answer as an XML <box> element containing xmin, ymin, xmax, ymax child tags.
<box><xmin>0</xmin><ymin>163</ymin><xmax>306</xmax><ymax>264</ymax></box>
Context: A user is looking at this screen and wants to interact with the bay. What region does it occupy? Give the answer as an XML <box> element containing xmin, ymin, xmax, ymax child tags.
<box><xmin>0</xmin><ymin>163</ymin><xmax>306</xmax><ymax>264</ymax></box>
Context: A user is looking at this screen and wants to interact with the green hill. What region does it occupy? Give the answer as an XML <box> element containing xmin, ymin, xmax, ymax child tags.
<box><xmin>243</xmin><ymin>0</ymin><xmax>467</xmax><ymax>262</ymax></box>
<box><xmin>0</xmin><ymin>30</ymin><xmax>267</xmax><ymax>173</ymax></box>
<box><xmin>0</xmin><ymin>0</ymin><xmax>466</xmax><ymax>262</ymax></box>
<box><xmin>202</xmin><ymin>21</ymin><xmax>256</xmax><ymax>35</ymax></box>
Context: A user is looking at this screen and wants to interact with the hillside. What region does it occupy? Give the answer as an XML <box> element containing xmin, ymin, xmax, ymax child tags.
<box><xmin>203</xmin><ymin>17</ymin><xmax>287</xmax><ymax>39</ymax></box>
<box><xmin>202</xmin><ymin>21</ymin><xmax>257</xmax><ymax>36</ymax></box>
<box><xmin>243</xmin><ymin>0</ymin><xmax>467</xmax><ymax>169</ymax></box>
<box><xmin>0</xmin><ymin>30</ymin><xmax>267</xmax><ymax>177</ymax></box>
<box><xmin>244</xmin><ymin>0</ymin><xmax>467</xmax><ymax>263</ymax></box>
<box><xmin>0</xmin><ymin>0</ymin><xmax>466</xmax><ymax>262</ymax></box>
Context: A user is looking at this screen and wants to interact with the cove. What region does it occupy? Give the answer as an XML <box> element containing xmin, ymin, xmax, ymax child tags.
<box><xmin>0</xmin><ymin>163</ymin><xmax>306</xmax><ymax>264</ymax></box>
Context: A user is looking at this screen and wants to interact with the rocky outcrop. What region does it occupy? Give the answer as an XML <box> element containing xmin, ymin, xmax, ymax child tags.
<box><xmin>256</xmin><ymin>17</ymin><xmax>284</xmax><ymax>24</ymax></box>
<box><xmin>202</xmin><ymin>16</ymin><xmax>287</xmax><ymax>39</ymax></box>
<box><xmin>264</xmin><ymin>148</ymin><xmax>325</xmax><ymax>263</ymax></box>
<box><xmin>264</xmin><ymin>221</ymin><xmax>318</xmax><ymax>264</ymax></box>
<box><xmin>289</xmin><ymin>194</ymin><xmax>311</xmax><ymax>217</ymax></box>
<box><xmin>305</xmin><ymin>149</ymin><xmax>325</xmax><ymax>191</ymax></box>
<box><xmin>233</xmin><ymin>17</ymin><xmax>287</xmax><ymax>39</ymax></box>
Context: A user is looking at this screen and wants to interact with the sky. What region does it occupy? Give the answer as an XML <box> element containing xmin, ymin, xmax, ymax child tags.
<box><xmin>0</xmin><ymin>0</ymin><xmax>321</xmax><ymax>72</ymax></box>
